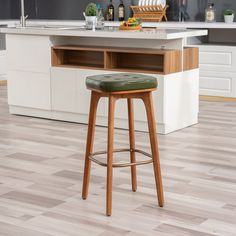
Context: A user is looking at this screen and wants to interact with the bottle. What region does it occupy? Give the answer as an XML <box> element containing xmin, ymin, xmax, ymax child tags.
<box><xmin>118</xmin><ymin>0</ymin><xmax>125</xmax><ymax>21</ymax></box>
<box><xmin>108</xmin><ymin>0</ymin><xmax>114</xmax><ymax>21</ymax></box>
<box><xmin>205</xmin><ymin>3</ymin><xmax>216</xmax><ymax>22</ymax></box>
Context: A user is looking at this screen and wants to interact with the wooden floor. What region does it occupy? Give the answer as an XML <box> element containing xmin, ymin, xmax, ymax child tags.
<box><xmin>0</xmin><ymin>85</ymin><xmax>236</xmax><ymax>236</ymax></box>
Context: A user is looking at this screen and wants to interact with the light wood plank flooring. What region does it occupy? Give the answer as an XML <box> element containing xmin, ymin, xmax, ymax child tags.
<box><xmin>0</xmin><ymin>85</ymin><xmax>236</xmax><ymax>236</ymax></box>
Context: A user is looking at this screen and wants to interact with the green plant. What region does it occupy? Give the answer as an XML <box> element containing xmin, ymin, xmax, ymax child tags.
<box><xmin>224</xmin><ymin>9</ymin><xmax>234</xmax><ymax>16</ymax></box>
<box><xmin>85</xmin><ymin>3</ymin><xmax>97</xmax><ymax>16</ymax></box>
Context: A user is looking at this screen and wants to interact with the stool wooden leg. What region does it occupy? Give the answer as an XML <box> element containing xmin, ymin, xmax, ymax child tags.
<box><xmin>82</xmin><ymin>91</ymin><xmax>100</xmax><ymax>200</ymax></box>
<box><xmin>127</xmin><ymin>98</ymin><xmax>137</xmax><ymax>192</ymax></box>
<box><xmin>142</xmin><ymin>92</ymin><xmax>164</xmax><ymax>207</ymax></box>
<box><xmin>106</xmin><ymin>95</ymin><xmax>116</xmax><ymax>216</ymax></box>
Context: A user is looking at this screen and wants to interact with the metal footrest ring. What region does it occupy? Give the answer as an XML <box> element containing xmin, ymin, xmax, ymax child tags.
<box><xmin>88</xmin><ymin>148</ymin><xmax>153</xmax><ymax>168</ymax></box>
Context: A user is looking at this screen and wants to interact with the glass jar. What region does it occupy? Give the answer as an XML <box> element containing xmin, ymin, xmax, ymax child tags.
<box><xmin>96</xmin><ymin>6</ymin><xmax>105</xmax><ymax>30</ymax></box>
<box><xmin>205</xmin><ymin>3</ymin><xmax>216</xmax><ymax>22</ymax></box>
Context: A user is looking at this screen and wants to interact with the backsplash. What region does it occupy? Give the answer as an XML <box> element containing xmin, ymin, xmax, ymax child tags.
<box><xmin>0</xmin><ymin>0</ymin><xmax>235</xmax><ymax>22</ymax></box>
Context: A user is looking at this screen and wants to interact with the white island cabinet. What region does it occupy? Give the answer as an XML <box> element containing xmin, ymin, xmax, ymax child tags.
<box><xmin>1</xmin><ymin>27</ymin><xmax>207</xmax><ymax>134</ymax></box>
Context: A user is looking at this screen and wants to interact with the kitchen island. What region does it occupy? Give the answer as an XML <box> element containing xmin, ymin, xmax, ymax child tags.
<box><xmin>1</xmin><ymin>26</ymin><xmax>207</xmax><ymax>134</ymax></box>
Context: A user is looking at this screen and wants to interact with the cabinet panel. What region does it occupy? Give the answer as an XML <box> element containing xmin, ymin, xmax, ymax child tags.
<box><xmin>51</xmin><ymin>68</ymin><xmax>78</xmax><ymax>113</ymax></box>
<box><xmin>51</xmin><ymin>68</ymin><xmax>110</xmax><ymax>116</ymax></box>
<box><xmin>0</xmin><ymin>50</ymin><xmax>6</xmax><ymax>80</ymax></box>
<box><xmin>76</xmin><ymin>69</ymin><xmax>104</xmax><ymax>116</ymax></box>
<box><xmin>200</xmin><ymin>70</ymin><xmax>236</xmax><ymax>97</ymax></box>
<box><xmin>199</xmin><ymin>45</ymin><xmax>236</xmax><ymax>72</ymax></box>
<box><xmin>6</xmin><ymin>34</ymin><xmax>51</xmax><ymax>73</ymax></box>
<box><xmin>200</xmin><ymin>52</ymin><xmax>231</xmax><ymax>66</ymax></box>
<box><xmin>8</xmin><ymin>71</ymin><xmax>51</xmax><ymax>109</ymax></box>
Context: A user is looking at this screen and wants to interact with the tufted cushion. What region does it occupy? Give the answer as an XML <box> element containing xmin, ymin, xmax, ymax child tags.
<box><xmin>86</xmin><ymin>73</ymin><xmax>157</xmax><ymax>92</ymax></box>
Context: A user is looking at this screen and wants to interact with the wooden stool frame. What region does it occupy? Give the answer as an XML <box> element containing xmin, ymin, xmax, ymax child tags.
<box><xmin>82</xmin><ymin>88</ymin><xmax>164</xmax><ymax>216</ymax></box>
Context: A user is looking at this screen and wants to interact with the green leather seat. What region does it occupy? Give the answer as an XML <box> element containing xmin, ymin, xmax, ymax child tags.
<box><xmin>86</xmin><ymin>73</ymin><xmax>157</xmax><ymax>92</ymax></box>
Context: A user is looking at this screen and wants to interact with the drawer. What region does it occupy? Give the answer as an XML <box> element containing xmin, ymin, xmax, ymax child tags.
<box><xmin>199</xmin><ymin>45</ymin><xmax>236</xmax><ymax>72</ymax></box>
<box><xmin>200</xmin><ymin>70</ymin><xmax>236</xmax><ymax>98</ymax></box>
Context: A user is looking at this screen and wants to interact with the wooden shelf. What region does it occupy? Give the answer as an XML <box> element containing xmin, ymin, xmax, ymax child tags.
<box><xmin>52</xmin><ymin>47</ymin><xmax>104</xmax><ymax>69</ymax></box>
<box><xmin>105</xmin><ymin>51</ymin><xmax>165</xmax><ymax>74</ymax></box>
<box><xmin>52</xmin><ymin>45</ymin><xmax>198</xmax><ymax>75</ymax></box>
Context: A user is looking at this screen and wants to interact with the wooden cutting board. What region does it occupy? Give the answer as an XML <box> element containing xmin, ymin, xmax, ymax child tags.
<box><xmin>119</xmin><ymin>25</ymin><xmax>142</xmax><ymax>31</ymax></box>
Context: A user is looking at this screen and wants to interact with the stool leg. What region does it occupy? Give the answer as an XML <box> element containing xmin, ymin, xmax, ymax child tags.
<box><xmin>127</xmin><ymin>98</ymin><xmax>137</xmax><ymax>192</ymax></box>
<box><xmin>142</xmin><ymin>92</ymin><xmax>164</xmax><ymax>207</ymax></box>
<box><xmin>106</xmin><ymin>95</ymin><xmax>116</xmax><ymax>216</ymax></box>
<box><xmin>82</xmin><ymin>91</ymin><xmax>100</xmax><ymax>200</ymax></box>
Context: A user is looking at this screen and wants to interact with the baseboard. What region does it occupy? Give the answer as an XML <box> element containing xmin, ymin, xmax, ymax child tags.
<box><xmin>200</xmin><ymin>95</ymin><xmax>236</xmax><ymax>102</ymax></box>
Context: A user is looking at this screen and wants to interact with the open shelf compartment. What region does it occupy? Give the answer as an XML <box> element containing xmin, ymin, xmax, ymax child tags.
<box><xmin>52</xmin><ymin>46</ymin><xmax>105</xmax><ymax>69</ymax></box>
<box><xmin>52</xmin><ymin>45</ymin><xmax>197</xmax><ymax>74</ymax></box>
<box><xmin>105</xmin><ymin>51</ymin><xmax>165</xmax><ymax>74</ymax></box>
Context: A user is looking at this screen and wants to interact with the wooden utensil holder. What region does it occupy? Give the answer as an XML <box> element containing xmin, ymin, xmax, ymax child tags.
<box><xmin>130</xmin><ymin>5</ymin><xmax>168</xmax><ymax>22</ymax></box>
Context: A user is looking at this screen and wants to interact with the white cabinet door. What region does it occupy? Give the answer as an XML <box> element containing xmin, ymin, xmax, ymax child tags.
<box><xmin>76</xmin><ymin>69</ymin><xmax>108</xmax><ymax>117</ymax></box>
<box><xmin>200</xmin><ymin>70</ymin><xmax>236</xmax><ymax>97</ymax></box>
<box><xmin>51</xmin><ymin>68</ymin><xmax>78</xmax><ymax>113</ymax></box>
<box><xmin>8</xmin><ymin>70</ymin><xmax>51</xmax><ymax>110</ymax></box>
<box><xmin>6</xmin><ymin>34</ymin><xmax>51</xmax><ymax>74</ymax></box>
<box><xmin>199</xmin><ymin>45</ymin><xmax>236</xmax><ymax>73</ymax></box>
<box><xmin>51</xmin><ymin>68</ymin><xmax>109</xmax><ymax>116</ymax></box>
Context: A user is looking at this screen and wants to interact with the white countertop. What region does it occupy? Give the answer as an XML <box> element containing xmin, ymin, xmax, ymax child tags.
<box><xmin>143</xmin><ymin>21</ymin><xmax>236</xmax><ymax>29</ymax></box>
<box><xmin>1</xmin><ymin>20</ymin><xmax>236</xmax><ymax>29</ymax></box>
<box><xmin>0</xmin><ymin>25</ymin><xmax>207</xmax><ymax>40</ymax></box>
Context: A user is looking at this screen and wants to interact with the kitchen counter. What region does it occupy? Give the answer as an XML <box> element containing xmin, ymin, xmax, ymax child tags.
<box><xmin>1</xmin><ymin>19</ymin><xmax>236</xmax><ymax>29</ymax></box>
<box><xmin>1</xmin><ymin>26</ymin><xmax>207</xmax><ymax>40</ymax></box>
<box><xmin>1</xmin><ymin>20</ymin><xmax>236</xmax><ymax>100</ymax></box>
<box><xmin>4</xmin><ymin>23</ymin><xmax>206</xmax><ymax>134</ymax></box>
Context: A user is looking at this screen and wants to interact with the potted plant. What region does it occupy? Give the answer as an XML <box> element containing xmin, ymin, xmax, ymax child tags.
<box><xmin>84</xmin><ymin>3</ymin><xmax>97</xmax><ymax>30</ymax></box>
<box><xmin>224</xmin><ymin>9</ymin><xmax>234</xmax><ymax>23</ymax></box>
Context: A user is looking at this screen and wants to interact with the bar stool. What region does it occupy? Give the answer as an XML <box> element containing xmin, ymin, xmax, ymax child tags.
<box><xmin>82</xmin><ymin>73</ymin><xmax>164</xmax><ymax>216</ymax></box>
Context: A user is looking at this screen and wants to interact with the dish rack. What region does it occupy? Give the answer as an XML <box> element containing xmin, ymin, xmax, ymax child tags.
<box><xmin>130</xmin><ymin>5</ymin><xmax>168</xmax><ymax>22</ymax></box>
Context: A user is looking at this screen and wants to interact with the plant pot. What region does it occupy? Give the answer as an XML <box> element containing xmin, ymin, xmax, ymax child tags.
<box><xmin>224</xmin><ymin>14</ymin><xmax>234</xmax><ymax>24</ymax></box>
<box><xmin>85</xmin><ymin>16</ymin><xmax>97</xmax><ymax>30</ymax></box>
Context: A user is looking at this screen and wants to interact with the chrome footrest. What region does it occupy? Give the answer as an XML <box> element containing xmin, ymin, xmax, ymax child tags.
<box><xmin>88</xmin><ymin>148</ymin><xmax>153</xmax><ymax>168</ymax></box>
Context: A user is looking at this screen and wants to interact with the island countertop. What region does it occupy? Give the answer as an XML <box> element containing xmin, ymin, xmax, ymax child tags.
<box><xmin>0</xmin><ymin>25</ymin><xmax>207</xmax><ymax>40</ymax></box>
<box><xmin>1</xmin><ymin>19</ymin><xmax>236</xmax><ymax>29</ymax></box>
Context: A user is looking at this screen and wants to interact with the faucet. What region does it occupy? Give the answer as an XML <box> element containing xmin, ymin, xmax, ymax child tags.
<box><xmin>20</xmin><ymin>0</ymin><xmax>28</xmax><ymax>27</ymax></box>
